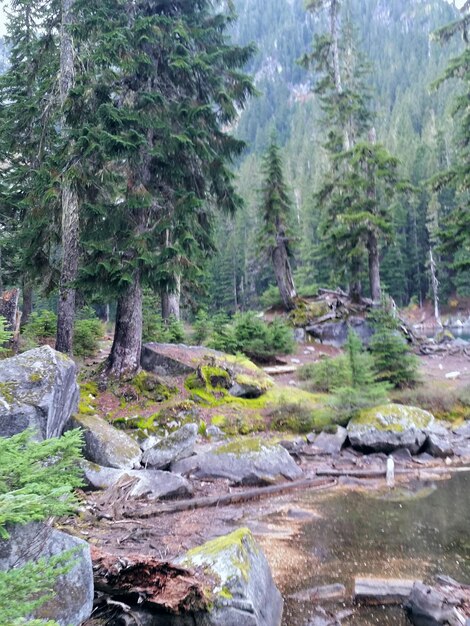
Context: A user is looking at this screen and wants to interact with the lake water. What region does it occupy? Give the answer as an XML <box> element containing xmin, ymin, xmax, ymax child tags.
<box><xmin>426</xmin><ymin>327</ymin><xmax>470</xmax><ymax>342</ymax></box>
<box><xmin>259</xmin><ymin>472</ymin><xmax>470</xmax><ymax>625</ymax></box>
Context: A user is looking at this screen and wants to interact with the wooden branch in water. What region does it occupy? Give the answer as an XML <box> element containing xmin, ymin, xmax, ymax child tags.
<box><xmin>123</xmin><ymin>476</ymin><xmax>337</xmax><ymax>519</ymax></box>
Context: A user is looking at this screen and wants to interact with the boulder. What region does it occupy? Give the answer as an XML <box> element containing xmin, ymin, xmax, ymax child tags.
<box><xmin>83</xmin><ymin>463</ymin><xmax>193</xmax><ymax>499</ymax></box>
<box><xmin>0</xmin><ymin>522</ymin><xmax>93</xmax><ymax>626</ymax></box>
<box><xmin>142</xmin><ymin>423</ymin><xmax>198</xmax><ymax>470</ymax></box>
<box><xmin>71</xmin><ymin>413</ymin><xmax>142</xmax><ymax>469</ymax></box>
<box><xmin>454</xmin><ymin>423</ymin><xmax>470</xmax><ymax>439</ymax></box>
<box><xmin>177</xmin><ymin>528</ymin><xmax>283</xmax><ymax>626</ymax></box>
<box><xmin>307</xmin><ymin>426</ymin><xmax>348</xmax><ymax>455</ymax></box>
<box><xmin>0</xmin><ymin>346</ymin><xmax>79</xmax><ymax>440</ymax></box>
<box><xmin>142</xmin><ymin>343</ymin><xmax>221</xmax><ymax>376</ymax></box>
<box><xmin>347</xmin><ymin>404</ymin><xmax>434</xmax><ymax>454</ymax></box>
<box><xmin>426</xmin><ymin>433</ymin><xmax>454</xmax><ymax>458</ymax></box>
<box><xmin>406</xmin><ymin>581</ymin><xmax>468</xmax><ymax>626</ymax></box>
<box><xmin>229</xmin><ymin>373</ymin><xmax>272</xmax><ymax>400</ymax></box>
<box><xmin>172</xmin><ymin>438</ymin><xmax>303</xmax><ymax>486</ymax></box>
<box><xmin>306</xmin><ymin>317</ymin><xmax>374</xmax><ymax>347</ymax></box>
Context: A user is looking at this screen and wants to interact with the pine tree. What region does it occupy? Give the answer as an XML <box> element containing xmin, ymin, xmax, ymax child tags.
<box><xmin>432</xmin><ymin>3</ymin><xmax>470</xmax><ymax>295</ymax></box>
<box><xmin>0</xmin><ymin>429</ymin><xmax>83</xmax><ymax>626</ymax></box>
<box><xmin>258</xmin><ymin>138</ymin><xmax>297</xmax><ymax>310</ymax></box>
<box><xmin>55</xmin><ymin>0</ymin><xmax>80</xmax><ymax>355</ymax></box>
<box><xmin>0</xmin><ymin>0</ymin><xmax>61</xmax><ymax>297</ymax></box>
<box><xmin>71</xmin><ymin>0</ymin><xmax>255</xmax><ymax>377</ymax></box>
<box><xmin>369</xmin><ymin>306</ymin><xmax>419</xmax><ymax>388</ymax></box>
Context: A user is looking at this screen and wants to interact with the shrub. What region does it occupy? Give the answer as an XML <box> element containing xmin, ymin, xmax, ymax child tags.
<box><xmin>22</xmin><ymin>310</ymin><xmax>57</xmax><ymax>339</ymax></box>
<box><xmin>0</xmin><ymin>429</ymin><xmax>84</xmax><ymax>625</ymax></box>
<box><xmin>259</xmin><ymin>285</ymin><xmax>282</xmax><ymax>310</ymax></box>
<box><xmin>192</xmin><ymin>309</ymin><xmax>212</xmax><ymax>345</ymax></box>
<box><xmin>73</xmin><ymin>318</ymin><xmax>104</xmax><ymax>357</ymax></box>
<box><xmin>300</xmin><ymin>330</ymin><xmax>389</xmax><ymax>422</ymax></box>
<box><xmin>369</xmin><ymin>307</ymin><xmax>419</xmax><ymax>388</ymax></box>
<box><xmin>298</xmin><ymin>356</ymin><xmax>349</xmax><ymax>392</ymax></box>
<box><xmin>208</xmin><ymin>312</ymin><xmax>294</xmax><ymax>361</ymax></box>
<box><xmin>0</xmin><ymin>315</ymin><xmax>13</xmax><ymax>355</ymax></box>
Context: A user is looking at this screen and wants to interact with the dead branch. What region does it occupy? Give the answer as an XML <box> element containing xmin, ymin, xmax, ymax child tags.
<box><xmin>123</xmin><ymin>476</ymin><xmax>337</xmax><ymax>520</ymax></box>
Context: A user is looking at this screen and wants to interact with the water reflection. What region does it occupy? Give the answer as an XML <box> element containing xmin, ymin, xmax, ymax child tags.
<box><xmin>277</xmin><ymin>472</ymin><xmax>470</xmax><ymax>625</ymax></box>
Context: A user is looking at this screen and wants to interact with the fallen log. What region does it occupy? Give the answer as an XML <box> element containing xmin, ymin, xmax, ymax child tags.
<box><xmin>315</xmin><ymin>465</ymin><xmax>470</xmax><ymax>479</ymax></box>
<box><xmin>355</xmin><ymin>577</ymin><xmax>419</xmax><ymax>605</ymax></box>
<box><xmin>263</xmin><ymin>365</ymin><xmax>298</xmax><ymax>375</ymax></box>
<box><xmin>91</xmin><ymin>546</ymin><xmax>209</xmax><ymax>613</ymax></box>
<box><xmin>122</xmin><ymin>476</ymin><xmax>337</xmax><ymax>519</ymax></box>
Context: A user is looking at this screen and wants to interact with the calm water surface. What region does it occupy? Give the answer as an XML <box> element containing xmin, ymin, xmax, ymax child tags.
<box><xmin>271</xmin><ymin>472</ymin><xmax>470</xmax><ymax>626</ymax></box>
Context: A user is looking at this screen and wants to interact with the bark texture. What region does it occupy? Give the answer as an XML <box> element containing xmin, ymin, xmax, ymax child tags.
<box><xmin>106</xmin><ymin>274</ymin><xmax>142</xmax><ymax>377</ymax></box>
<box><xmin>272</xmin><ymin>236</ymin><xmax>297</xmax><ymax>310</ymax></box>
<box><xmin>161</xmin><ymin>275</ymin><xmax>181</xmax><ymax>321</ymax></box>
<box><xmin>21</xmin><ymin>282</ymin><xmax>33</xmax><ymax>326</ymax></box>
<box><xmin>56</xmin><ymin>0</ymin><xmax>79</xmax><ymax>355</ymax></box>
<box><xmin>368</xmin><ymin>230</ymin><xmax>381</xmax><ymax>303</ymax></box>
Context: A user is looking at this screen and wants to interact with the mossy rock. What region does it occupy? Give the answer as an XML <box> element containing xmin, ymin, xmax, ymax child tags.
<box><xmin>289</xmin><ymin>300</ymin><xmax>331</xmax><ymax>327</ymax></box>
<box><xmin>350</xmin><ymin>404</ymin><xmax>434</xmax><ymax>432</ymax></box>
<box><xmin>348</xmin><ymin>403</ymin><xmax>435</xmax><ymax>454</ymax></box>
<box><xmin>178</xmin><ymin>528</ymin><xmax>283</xmax><ymax>626</ymax></box>
<box><xmin>71</xmin><ymin>413</ymin><xmax>142</xmax><ymax>469</ymax></box>
<box><xmin>179</xmin><ymin>436</ymin><xmax>303</xmax><ymax>485</ymax></box>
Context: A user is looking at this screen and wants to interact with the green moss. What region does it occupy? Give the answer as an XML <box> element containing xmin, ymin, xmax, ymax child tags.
<box><xmin>0</xmin><ymin>382</ymin><xmax>16</xmax><ymax>404</ymax></box>
<box><xmin>29</xmin><ymin>373</ymin><xmax>42</xmax><ymax>383</ymax></box>
<box><xmin>131</xmin><ymin>370</ymin><xmax>175</xmax><ymax>401</ymax></box>
<box><xmin>350</xmin><ymin>403</ymin><xmax>434</xmax><ymax>432</ymax></box>
<box><xmin>184</xmin><ymin>528</ymin><xmax>257</xmax><ymax>588</ymax></box>
<box><xmin>212</xmin><ymin>415</ymin><xmax>227</xmax><ymax>428</ymax></box>
<box><xmin>79</xmin><ymin>382</ymin><xmax>99</xmax><ymax>397</ymax></box>
<box><xmin>214</xmin><ymin>437</ymin><xmax>273</xmax><ymax>456</ymax></box>
<box><xmin>234</xmin><ymin>373</ymin><xmax>273</xmax><ymax>392</ymax></box>
<box><xmin>289</xmin><ymin>300</ymin><xmax>330</xmax><ymax>327</ymax></box>
<box><xmin>78</xmin><ymin>401</ymin><xmax>96</xmax><ymax>416</ymax></box>
<box><xmin>200</xmin><ymin>365</ymin><xmax>231</xmax><ymax>389</ymax></box>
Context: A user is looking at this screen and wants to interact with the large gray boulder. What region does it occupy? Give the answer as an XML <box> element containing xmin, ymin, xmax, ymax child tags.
<box><xmin>172</xmin><ymin>438</ymin><xmax>303</xmax><ymax>486</ymax></box>
<box><xmin>142</xmin><ymin>423</ymin><xmax>198</xmax><ymax>470</ymax></box>
<box><xmin>406</xmin><ymin>581</ymin><xmax>469</xmax><ymax>626</ymax></box>
<box><xmin>306</xmin><ymin>317</ymin><xmax>374</xmax><ymax>347</ymax></box>
<box><xmin>142</xmin><ymin>343</ymin><xmax>220</xmax><ymax>376</ymax></box>
<box><xmin>306</xmin><ymin>426</ymin><xmax>348</xmax><ymax>456</ymax></box>
<box><xmin>71</xmin><ymin>413</ymin><xmax>142</xmax><ymax>469</ymax></box>
<box><xmin>83</xmin><ymin>462</ymin><xmax>193</xmax><ymax>499</ymax></box>
<box><xmin>347</xmin><ymin>404</ymin><xmax>434</xmax><ymax>454</ymax></box>
<box><xmin>177</xmin><ymin>528</ymin><xmax>283</xmax><ymax>626</ymax></box>
<box><xmin>0</xmin><ymin>346</ymin><xmax>79</xmax><ymax>440</ymax></box>
<box><xmin>0</xmin><ymin>522</ymin><xmax>93</xmax><ymax>626</ymax></box>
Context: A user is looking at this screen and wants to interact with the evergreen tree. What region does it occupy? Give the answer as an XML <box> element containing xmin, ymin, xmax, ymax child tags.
<box><xmin>0</xmin><ymin>429</ymin><xmax>84</xmax><ymax>625</ymax></box>
<box><xmin>55</xmin><ymin>0</ymin><xmax>80</xmax><ymax>355</ymax></box>
<box><xmin>0</xmin><ymin>0</ymin><xmax>61</xmax><ymax>301</ymax></box>
<box><xmin>369</xmin><ymin>306</ymin><xmax>419</xmax><ymax>388</ymax></box>
<box><xmin>433</xmin><ymin>3</ymin><xmax>470</xmax><ymax>296</ymax></box>
<box><xmin>71</xmin><ymin>0</ymin><xmax>255</xmax><ymax>377</ymax></box>
<box><xmin>258</xmin><ymin>138</ymin><xmax>297</xmax><ymax>310</ymax></box>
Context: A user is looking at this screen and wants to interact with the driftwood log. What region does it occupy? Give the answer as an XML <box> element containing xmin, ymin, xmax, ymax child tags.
<box><xmin>121</xmin><ymin>476</ymin><xmax>337</xmax><ymax>520</ymax></box>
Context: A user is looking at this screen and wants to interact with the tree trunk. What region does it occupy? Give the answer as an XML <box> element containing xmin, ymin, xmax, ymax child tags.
<box><xmin>161</xmin><ymin>275</ymin><xmax>181</xmax><ymax>321</ymax></box>
<box><xmin>349</xmin><ymin>257</ymin><xmax>362</xmax><ymax>304</ymax></box>
<box><xmin>368</xmin><ymin>231</ymin><xmax>381</xmax><ymax>303</ymax></box>
<box><xmin>56</xmin><ymin>0</ymin><xmax>79</xmax><ymax>355</ymax></box>
<box><xmin>106</xmin><ymin>273</ymin><xmax>142</xmax><ymax>378</ymax></box>
<box><xmin>272</xmin><ymin>241</ymin><xmax>297</xmax><ymax>311</ymax></box>
<box><xmin>429</xmin><ymin>248</ymin><xmax>442</xmax><ymax>327</ymax></box>
<box><xmin>21</xmin><ymin>281</ymin><xmax>33</xmax><ymax>327</ymax></box>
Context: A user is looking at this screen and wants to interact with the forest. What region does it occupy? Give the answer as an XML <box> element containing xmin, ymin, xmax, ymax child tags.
<box><xmin>0</xmin><ymin>0</ymin><xmax>466</xmax><ymax>376</ymax></box>
<box><xmin>0</xmin><ymin>1</ymin><xmax>469</xmax><ymax>626</ymax></box>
